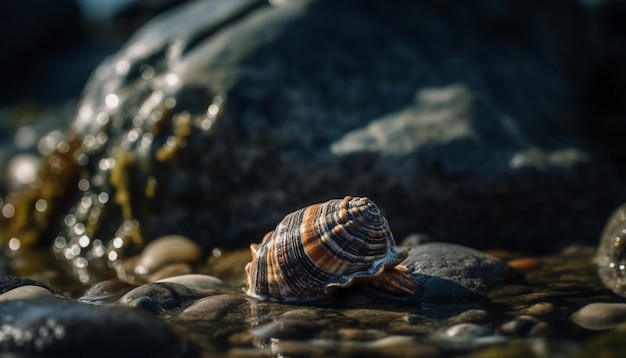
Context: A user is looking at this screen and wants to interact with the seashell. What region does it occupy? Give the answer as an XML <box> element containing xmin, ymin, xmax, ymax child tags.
<box><xmin>595</xmin><ymin>203</ymin><xmax>626</xmax><ymax>297</ymax></box>
<box><xmin>245</xmin><ymin>196</ymin><xmax>418</xmax><ymax>302</ymax></box>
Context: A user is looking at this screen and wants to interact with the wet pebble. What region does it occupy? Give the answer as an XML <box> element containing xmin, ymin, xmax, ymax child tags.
<box><xmin>156</xmin><ymin>274</ymin><xmax>225</xmax><ymax>294</ymax></box>
<box><xmin>500</xmin><ymin>315</ymin><xmax>540</xmax><ymax>336</ymax></box>
<box><xmin>147</xmin><ymin>262</ymin><xmax>192</xmax><ymax>282</ymax></box>
<box><xmin>436</xmin><ymin>323</ymin><xmax>507</xmax><ymax>350</ymax></box>
<box><xmin>177</xmin><ymin>294</ymin><xmax>248</xmax><ymax>321</ymax></box>
<box><xmin>79</xmin><ymin>279</ymin><xmax>137</xmax><ymax>303</ymax></box>
<box><xmin>119</xmin><ymin>282</ymin><xmax>195</xmax><ymax>313</ymax></box>
<box><xmin>265</xmin><ymin>335</ymin><xmax>439</xmax><ymax>358</ymax></box>
<box><xmin>251</xmin><ymin>319</ymin><xmax>322</xmax><ymax>340</ymax></box>
<box><xmin>0</xmin><ymin>299</ymin><xmax>185</xmax><ymax>357</ymax></box>
<box><xmin>449</xmin><ymin>309</ymin><xmax>491</xmax><ymax>324</ymax></box>
<box><xmin>507</xmin><ymin>257</ymin><xmax>542</xmax><ymax>271</ymax></box>
<box><xmin>571</xmin><ymin>302</ymin><xmax>626</xmax><ymax>330</ymax></box>
<box><xmin>487</xmin><ymin>285</ymin><xmax>532</xmax><ymax>299</ymax></box>
<box><xmin>520</xmin><ymin>302</ymin><xmax>557</xmax><ymax>317</ymax></box>
<box><xmin>0</xmin><ymin>285</ymin><xmax>55</xmax><ymax>302</ymax></box>
<box><xmin>0</xmin><ymin>275</ymin><xmax>54</xmax><ymax>294</ymax></box>
<box><xmin>401</xmin><ymin>243</ymin><xmax>512</xmax><ymax>302</ymax></box>
<box><xmin>133</xmin><ymin>235</ymin><xmax>203</xmax><ymax>276</ymax></box>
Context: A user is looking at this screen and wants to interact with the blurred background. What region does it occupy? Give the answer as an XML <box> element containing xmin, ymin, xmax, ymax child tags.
<box><xmin>1</xmin><ymin>0</ymin><xmax>626</xmax><ymax>252</ymax></box>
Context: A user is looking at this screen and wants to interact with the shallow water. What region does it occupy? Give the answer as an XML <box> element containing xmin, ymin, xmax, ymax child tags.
<box><xmin>4</xmin><ymin>244</ymin><xmax>623</xmax><ymax>357</ymax></box>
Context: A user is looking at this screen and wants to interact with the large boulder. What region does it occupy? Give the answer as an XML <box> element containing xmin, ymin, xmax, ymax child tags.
<box><xmin>1</xmin><ymin>0</ymin><xmax>622</xmax><ymax>265</ymax></box>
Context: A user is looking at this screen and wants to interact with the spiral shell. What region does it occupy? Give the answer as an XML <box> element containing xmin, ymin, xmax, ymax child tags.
<box><xmin>245</xmin><ymin>196</ymin><xmax>417</xmax><ymax>302</ymax></box>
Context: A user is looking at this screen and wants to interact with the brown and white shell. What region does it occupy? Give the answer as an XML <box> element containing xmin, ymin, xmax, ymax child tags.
<box><xmin>245</xmin><ymin>196</ymin><xmax>417</xmax><ymax>302</ymax></box>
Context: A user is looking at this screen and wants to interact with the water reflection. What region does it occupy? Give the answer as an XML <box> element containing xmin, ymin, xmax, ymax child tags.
<box><xmin>14</xmin><ymin>127</ymin><xmax>37</xmax><ymax>149</ymax></box>
<box><xmin>7</xmin><ymin>154</ymin><xmax>39</xmax><ymax>184</ymax></box>
<box><xmin>105</xmin><ymin>93</ymin><xmax>120</xmax><ymax>108</ymax></box>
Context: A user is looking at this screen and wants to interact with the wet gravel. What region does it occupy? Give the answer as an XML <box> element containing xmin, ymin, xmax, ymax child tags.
<box><xmin>0</xmin><ymin>243</ymin><xmax>623</xmax><ymax>357</ymax></box>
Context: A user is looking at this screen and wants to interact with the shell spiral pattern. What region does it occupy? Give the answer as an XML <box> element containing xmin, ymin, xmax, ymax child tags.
<box><xmin>595</xmin><ymin>203</ymin><xmax>626</xmax><ymax>297</ymax></box>
<box><xmin>245</xmin><ymin>196</ymin><xmax>417</xmax><ymax>302</ymax></box>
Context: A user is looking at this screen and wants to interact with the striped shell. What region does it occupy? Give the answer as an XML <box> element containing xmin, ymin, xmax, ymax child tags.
<box><xmin>245</xmin><ymin>196</ymin><xmax>417</xmax><ymax>302</ymax></box>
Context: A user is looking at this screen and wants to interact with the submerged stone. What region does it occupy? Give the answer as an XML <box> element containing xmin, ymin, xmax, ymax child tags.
<box><xmin>0</xmin><ymin>299</ymin><xmax>185</xmax><ymax>357</ymax></box>
<box><xmin>571</xmin><ymin>302</ymin><xmax>626</xmax><ymax>330</ymax></box>
<box><xmin>401</xmin><ymin>243</ymin><xmax>512</xmax><ymax>303</ymax></box>
<box><xmin>79</xmin><ymin>279</ymin><xmax>138</xmax><ymax>303</ymax></box>
<box><xmin>119</xmin><ymin>282</ymin><xmax>195</xmax><ymax>313</ymax></box>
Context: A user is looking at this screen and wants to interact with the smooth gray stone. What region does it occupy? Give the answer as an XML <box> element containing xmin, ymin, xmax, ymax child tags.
<box><xmin>0</xmin><ymin>285</ymin><xmax>55</xmax><ymax>302</ymax></box>
<box><xmin>119</xmin><ymin>282</ymin><xmax>195</xmax><ymax>313</ymax></box>
<box><xmin>401</xmin><ymin>242</ymin><xmax>511</xmax><ymax>302</ymax></box>
<box><xmin>571</xmin><ymin>302</ymin><xmax>626</xmax><ymax>330</ymax></box>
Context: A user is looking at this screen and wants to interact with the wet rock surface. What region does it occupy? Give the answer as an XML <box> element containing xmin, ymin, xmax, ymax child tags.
<box><xmin>0</xmin><ymin>276</ymin><xmax>55</xmax><ymax>295</ymax></box>
<box><xmin>119</xmin><ymin>282</ymin><xmax>196</xmax><ymax>313</ymax></box>
<box><xmin>401</xmin><ymin>243</ymin><xmax>513</xmax><ymax>302</ymax></box>
<box><xmin>0</xmin><ymin>299</ymin><xmax>186</xmax><ymax>358</ymax></box>
<box><xmin>0</xmin><ymin>243</ymin><xmax>619</xmax><ymax>357</ymax></box>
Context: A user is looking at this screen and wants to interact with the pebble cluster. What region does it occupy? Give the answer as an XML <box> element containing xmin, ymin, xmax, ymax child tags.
<box><xmin>0</xmin><ymin>235</ymin><xmax>623</xmax><ymax>357</ymax></box>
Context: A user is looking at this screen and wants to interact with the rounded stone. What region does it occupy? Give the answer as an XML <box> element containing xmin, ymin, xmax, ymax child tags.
<box><xmin>449</xmin><ymin>309</ymin><xmax>491</xmax><ymax>324</ymax></box>
<box><xmin>506</xmin><ymin>257</ymin><xmax>542</xmax><ymax>271</ymax></box>
<box><xmin>134</xmin><ymin>235</ymin><xmax>203</xmax><ymax>276</ymax></box>
<box><xmin>500</xmin><ymin>315</ymin><xmax>540</xmax><ymax>336</ymax></box>
<box><xmin>0</xmin><ymin>285</ymin><xmax>55</xmax><ymax>302</ymax></box>
<box><xmin>0</xmin><ymin>299</ymin><xmax>185</xmax><ymax>357</ymax></box>
<box><xmin>0</xmin><ymin>276</ymin><xmax>55</xmax><ymax>295</ymax></box>
<box><xmin>79</xmin><ymin>280</ymin><xmax>138</xmax><ymax>303</ymax></box>
<box><xmin>400</xmin><ymin>243</ymin><xmax>512</xmax><ymax>302</ymax></box>
<box><xmin>147</xmin><ymin>262</ymin><xmax>193</xmax><ymax>282</ymax></box>
<box><xmin>521</xmin><ymin>302</ymin><xmax>557</xmax><ymax>317</ymax></box>
<box><xmin>156</xmin><ymin>274</ymin><xmax>225</xmax><ymax>294</ymax></box>
<box><xmin>119</xmin><ymin>282</ymin><xmax>195</xmax><ymax>313</ymax></box>
<box><xmin>444</xmin><ymin>323</ymin><xmax>491</xmax><ymax>339</ymax></box>
<box><xmin>571</xmin><ymin>302</ymin><xmax>626</xmax><ymax>330</ymax></box>
<box><xmin>177</xmin><ymin>294</ymin><xmax>248</xmax><ymax>321</ymax></box>
<box><xmin>436</xmin><ymin>323</ymin><xmax>507</xmax><ymax>350</ymax></box>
